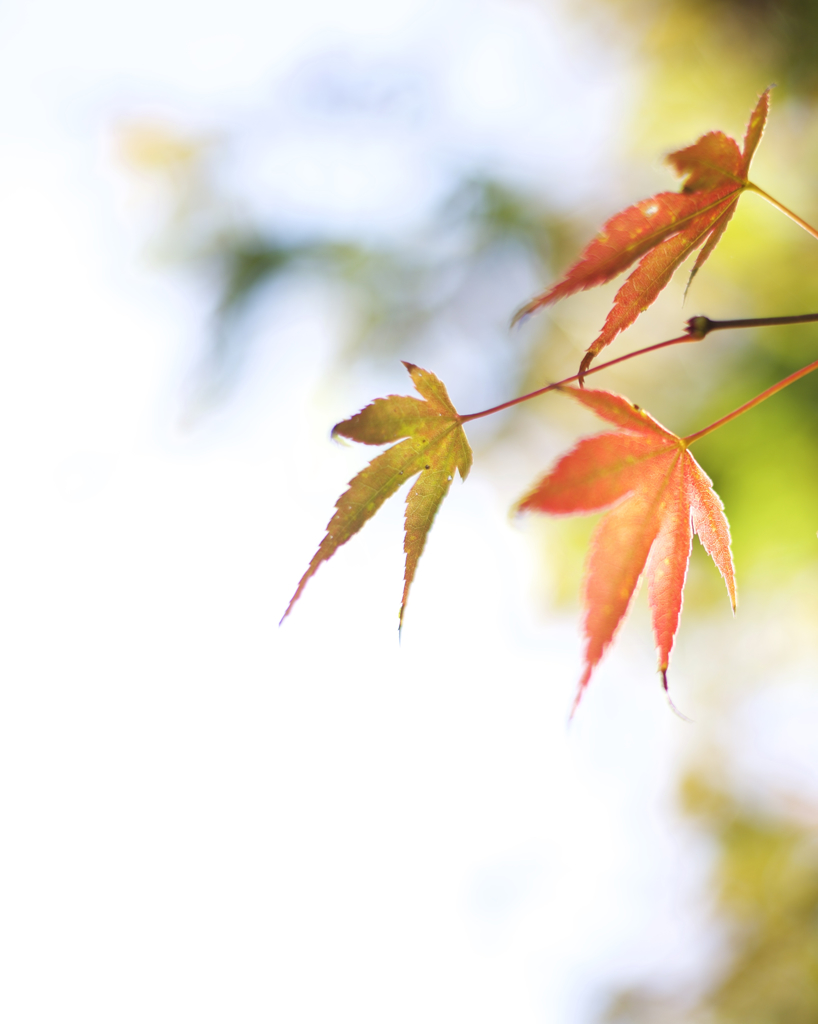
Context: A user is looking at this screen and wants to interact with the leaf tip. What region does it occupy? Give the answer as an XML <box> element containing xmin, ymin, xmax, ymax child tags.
<box><xmin>660</xmin><ymin>667</ymin><xmax>694</xmax><ymax>721</ymax></box>
<box><xmin>510</xmin><ymin>297</ymin><xmax>542</xmax><ymax>327</ymax></box>
<box><xmin>577</xmin><ymin>351</ymin><xmax>595</xmax><ymax>386</ymax></box>
<box><xmin>568</xmin><ymin>666</ymin><xmax>592</xmax><ymax>720</ymax></box>
<box><xmin>279</xmin><ymin>595</ymin><xmax>297</xmax><ymax>627</ymax></box>
<box><xmin>724</xmin><ymin>569</ymin><xmax>737</xmax><ymax>615</ymax></box>
<box><xmin>682</xmin><ymin>265</ymin><xmax>698</xmax><ymax>302</ymax></box>
<box><xmin>279</xmin><ymin>565</ymin><xmax>316</xmax><ymax>625</ymax></box>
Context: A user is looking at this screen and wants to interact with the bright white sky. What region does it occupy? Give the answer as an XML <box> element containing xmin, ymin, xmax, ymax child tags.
<box><xmin>2</xmin><ymin>1</ymin><xmax>817</xmax><ymax>1022</ymax></box>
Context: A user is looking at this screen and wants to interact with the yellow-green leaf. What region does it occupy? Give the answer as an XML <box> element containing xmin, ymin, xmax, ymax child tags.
<box><xmin>281</xmin><ymin>362</ymin><xmax>472</xmax><ymax>627</ymax></box>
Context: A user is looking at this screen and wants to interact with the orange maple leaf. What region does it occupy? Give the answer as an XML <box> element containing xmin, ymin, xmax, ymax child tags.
<box><xmin>515</xmin><ymin>90</ymin><xmax>770</xmax><ymax>376</ymax></box>
<box><xmin>282</xmin><ymin>362</ymin><xmax>472</xmax><ymax>628</ymax></box>
<box><xmin>517</xmin><ymin>387</ymin><xmax>735</xmax><ymax>714</ymax></box>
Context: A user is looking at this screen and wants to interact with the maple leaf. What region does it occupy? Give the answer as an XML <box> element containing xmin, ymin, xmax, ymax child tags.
<box><xmin>517</xmin><ymin>387</ymin><xmax>735</xmax><ymax>713</ymax></box>
<box><xmin>514</xmin><ymin>90</ymin><xmax>770</xmax><ymax>376</ymax></box>
<box><xmin>281</xmin><ymin>362</ymin><xmax>472</xmax><ymax>628</ymax></box>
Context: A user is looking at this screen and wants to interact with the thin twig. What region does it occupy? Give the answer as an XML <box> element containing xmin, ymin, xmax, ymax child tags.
<box><xmin>688</xmin><ymin>312</ymin><xmax>818</xmax><ymax>336</ymax></box>
<box><xmin>462</xmin><ymin>308</ymin><xmax>818</xmax><ymax>425</ymax></box>
<box><xmin>684</xmin><ymin>356</ymin><xmax>818</xmax><ymax>445</ymax></box>
<box><xmin>459</xmin><ymin>333</ymin><xmax>696</xmax><ymax>423</ymax></box>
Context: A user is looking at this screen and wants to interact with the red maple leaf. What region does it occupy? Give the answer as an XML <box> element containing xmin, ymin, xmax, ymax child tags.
<box><xmin>515</xmin><ymin>90</ymin><xmax>770</xmax><ymax>376</ymax></box>
<box><xmin>517</xmin><ymin>387</ymin><xmax>735</xmax><ymax>714</ymax></box>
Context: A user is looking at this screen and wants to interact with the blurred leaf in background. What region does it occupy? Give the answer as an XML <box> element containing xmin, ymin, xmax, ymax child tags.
<box><xmin>604</xmin><ymin>772</ymin><xmax>818</xmax><ymax>1024</ymax></box>
<box><xmin>111</xmin><ymin>0</ymin><xmax>818</xmax><ymax>1017</ymax></box>
<box><xmin>118</xmin><ymin>111</ymin><xmax>567</xmax><ymax>415</ymax></box>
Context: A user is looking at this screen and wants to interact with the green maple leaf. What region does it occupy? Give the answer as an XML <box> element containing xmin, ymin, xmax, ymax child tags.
<box><xmin>282</xmin><ymin>362</ymin><xmax>472</xmax><ymax>628</ymax></box>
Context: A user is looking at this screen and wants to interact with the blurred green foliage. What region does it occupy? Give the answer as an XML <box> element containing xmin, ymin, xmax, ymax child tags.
<box><xmin>605</xmin><ymin>774</ymin><xmax>818</xmax><ymax>1024</ymax></box>
<box><xmin>125</xmin><ymin>5</ymin><xmax>818</xmax><ymax>1014</ymax></box>
<box><xmin>120</xmin><ymin>117</ymin><xmax>564</xmax><ymax>404</ymax></box>
<box><xmin>619</xmin><ymin>0</ymin><xmax>818</xmax><ymax>98</ymax></box>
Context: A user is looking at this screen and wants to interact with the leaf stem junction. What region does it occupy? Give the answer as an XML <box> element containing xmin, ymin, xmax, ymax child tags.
<box><xmin>747</xmin><ymin>182</ymin><xmax>818</xmax><ymax>242</ymax></box>
<box><xmin>461</xmin><ymin>310</ymin><xmax>818</xmax><ymax>426</ymax></box>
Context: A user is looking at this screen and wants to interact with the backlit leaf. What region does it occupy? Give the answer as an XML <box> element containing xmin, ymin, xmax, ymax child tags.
<box><xmin>517</xmin><ymin>387</ymin><xmax>735</xmax><ymax>714</ymax></box>
<box><xmin>515</xmin><ymin>90</ymin><xmax>771</xmax><ymax>375</ymax></box>
<box><xmin>282</xmin><ymin>362</ymin><xmax>472</xmax><ymax>628</ymax></box>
